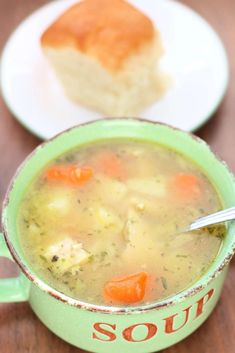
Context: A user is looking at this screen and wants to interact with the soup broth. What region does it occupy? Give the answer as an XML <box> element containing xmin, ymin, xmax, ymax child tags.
<box><xmin>18</xmin><ymin>140</ymin><xmax>224</xmax><ymax>306</ymax></box>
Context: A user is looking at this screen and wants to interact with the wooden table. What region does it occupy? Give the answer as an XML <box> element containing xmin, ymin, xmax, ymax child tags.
<box><xmin>0</xmin><ymin>0</ymin><xmax>234</xmax><ymax>352</ymax></box>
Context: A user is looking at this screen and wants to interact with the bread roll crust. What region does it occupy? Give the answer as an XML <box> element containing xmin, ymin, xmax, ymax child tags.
<box><xmin>41</xmin><ymin>0</ymin><xmax>155</xmax><ymax>71</ymax></box>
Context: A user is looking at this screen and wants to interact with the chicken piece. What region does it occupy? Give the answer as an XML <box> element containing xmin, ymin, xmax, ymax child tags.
<box><xmin>44</xmin><ymin>238</ymin><xmax>91</xmax><ymax>274</ymax></box>
<box><xmin>121</xmin><ymin>208</ymin><xmax>163</xmax><ymax>267</ymax></box>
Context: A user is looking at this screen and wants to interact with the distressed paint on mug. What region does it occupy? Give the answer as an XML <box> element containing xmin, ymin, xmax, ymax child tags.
<box><xmin>1</xmin><ymin>119</ymin><xmax>235</xmax><ymax>352</ymax></box>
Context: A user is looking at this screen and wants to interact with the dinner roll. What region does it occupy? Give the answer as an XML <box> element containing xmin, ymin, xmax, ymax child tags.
<box><xmin>41</xmin><ymin>0</ymin><xmax>168</xmax><ymax>115</ymax></box>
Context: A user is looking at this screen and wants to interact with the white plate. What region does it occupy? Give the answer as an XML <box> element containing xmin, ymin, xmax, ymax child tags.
<box><xmin>0</xmin><ymin>0</ymin><xmax>229</xmax><ymax>140</ymax></box>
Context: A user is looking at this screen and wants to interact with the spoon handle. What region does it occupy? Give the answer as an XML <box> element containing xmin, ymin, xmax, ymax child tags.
<box><xmin>187</xmin><ymin>206</ymin><xmax>235</xmax><ymax>231</ymax></box>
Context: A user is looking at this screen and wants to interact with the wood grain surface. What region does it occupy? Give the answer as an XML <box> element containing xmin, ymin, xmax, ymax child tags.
<box><xmin>0</xmin><ymin>1</ymin><xmax>234</xmax><ymax>352</ymax></box>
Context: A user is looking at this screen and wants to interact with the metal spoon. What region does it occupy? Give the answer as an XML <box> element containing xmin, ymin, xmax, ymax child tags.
<box><xmin>185</xmin><ymin>206</ymin><xmax>235</xmax><ymax>232</ymax></box>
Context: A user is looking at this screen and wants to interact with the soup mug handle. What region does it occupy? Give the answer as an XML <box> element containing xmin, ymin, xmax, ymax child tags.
<box><xmin>0</xmin><ymin>232</ymin><xmax>29</xmax><ymax>303</ymax></box>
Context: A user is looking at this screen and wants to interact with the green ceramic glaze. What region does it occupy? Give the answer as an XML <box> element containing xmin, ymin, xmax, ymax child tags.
<box><xmin>1</xmin><ymin>119</ymin><xmax>235</xmax><ymax>352</ymax></box>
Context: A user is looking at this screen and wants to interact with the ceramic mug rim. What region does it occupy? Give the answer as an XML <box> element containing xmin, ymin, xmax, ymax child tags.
<box><xmin>1</xmin><ymin>118</ymin><xmax>235</xmax><ymax>314</ymax></box>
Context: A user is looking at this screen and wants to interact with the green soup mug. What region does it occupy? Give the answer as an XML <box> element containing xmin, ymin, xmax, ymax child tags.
<box><xmin>1</xmin><ymin>119</ymin><xmax>235</xmax><ymax>353</ymax></box>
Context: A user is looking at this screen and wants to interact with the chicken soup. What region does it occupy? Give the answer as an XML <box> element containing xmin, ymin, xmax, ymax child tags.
<box><xmin>18</xmin><ymin>140</ymin><xmax>224</xmax><ymax>306</ymax></box>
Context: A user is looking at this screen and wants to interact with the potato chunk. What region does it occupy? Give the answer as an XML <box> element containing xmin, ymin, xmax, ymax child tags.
<box><xmin>93</xmin><ymin>174</ymin><xmax>127</xmax><ymax>204</ymax></box>
<box><xmin>46</xmin><ymin>188</ymin><xmax>74</xmax><ymax>215</ymax></box>
<box><xmin>126</xmin><ymin>177</ymin><xmax>166</xmax><ymax>197</ymax></box>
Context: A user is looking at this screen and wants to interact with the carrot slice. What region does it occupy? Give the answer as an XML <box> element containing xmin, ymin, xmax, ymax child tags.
<box><xmin>173</xmin><ymin>173</ymin><xmax>200</xmax><ymax>199</ymax></box>
<box><xmin>45</xmin><ymin>165</ymin><xmax>93</xmax><ymax>186</ymax></box>
<box><xmin>95</xmin><ymin>151</ymin><xmax>124</xmax><ymax>179</ymax></box>
<box><xmin>104</xmin><ymin>272</ymin><xmax>149</xmax><ymax>304</ymax></box>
